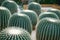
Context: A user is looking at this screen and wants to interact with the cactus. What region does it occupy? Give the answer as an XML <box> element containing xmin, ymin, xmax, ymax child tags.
<box><xmin>0</xmin><ymin>6</ymin><xmax>11</xmax><ymax>31</ymax></box>
<box><xmin>28</xmin><ymin>2</ymin><xmax>41</xmax><ymax>16</ymax></box>
<box><xmin>1</xmin><ymin>0</ymin><xmax>18</xmax><ymax>14</ymax></box>
<box><xmin>47</xmin><ymin>9</ymin><xmax>60</xmax><ymax>19</ymax></box>
<box><xmin>0</xmin><ymin>0</ymin><xmax>5</xmax><ymax>6</ymax></box>
<box><xmin>39</xmin><ymin>12</ymin><xmax>59</xmax><ymax>20</ymax></box>
<box><xmin>21</xmin><ymin>10</ymin><xmax>38</xmax><ymax>29</ymax></box>
<box><xmin>0</xmin><ymin>27</ymin><xmax>31</xmax><ymax>40</ymax></box>
<box><xmin>8</xmin><ymin>13</ymin><xmax>32</xmax><ymax>34</ymax></box>
<box><xmin>36</xmin><ymin>18</ymin><xmax>60</xmax><ymax>40</ymax></box>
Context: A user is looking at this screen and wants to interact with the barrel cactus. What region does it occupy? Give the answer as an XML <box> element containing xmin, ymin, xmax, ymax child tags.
<box><xmin>0</xmin><ymin>27</ymin><xmax>31</xmax><ymax>40</ymax></box>
<box><xmin>47</xmin><ymin>9</ymin><xmax>60</xmax><ymax>19</ymax></box>
<box><xmin>0</xmin><ymin>6</ymin><xmax>11</xmax><ymax>31</ymax></box>
<box><xmin>39</xmin><ymin>12</ymin><xmax>59</xmax><ymax>20</ymax></box>
<box><xmin>8</xmin><ymin>13</ymin><xmax>32</xmax><ymax>34</ymax></box>
<box><xmin>36</xmin><ymin>18</ymin><xmax>60</xmax><ymax>40</ymax></box>
<box><xmin>28</xmin><ymin>2</ymin><xmax>41</xmax><ymax>16</ymax></box>
<box><xmin>21</xmin><ymin>10</ymin><xmax>38</xmax><ymax>29</ymax></box>
<box><xmin>1</xmin><ymin>0</ymin><xmax>18</xmax><ymax>14</ymax></box>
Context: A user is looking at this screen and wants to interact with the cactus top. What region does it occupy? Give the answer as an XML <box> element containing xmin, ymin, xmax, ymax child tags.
<box><xmin>1</xmin><ymin>0</ymin><xmax>18</xmax><ymax>14</ymax></box>
<box><xmin>0</xmin><ymin>27</ymin><xmax>31</xmax><ymax>40</ymax></box>
<box><xmin>47</xmin><ymin>9</ymin><xmax>60</xmax><ymax>19</ymax></box>
<box><xmin>21</xmin><ymin>10</ymin><xmax>38</xmax><ymax>26</ymax></box>
<box><xmin>28</xmin><ymin>2</ymin><xmax>41</xmax><ymax>10</ymax></box>
<box><xmin>39</xmin><ymin>12</ymin><xmax>59</xmax><ymax>20</ymax></box>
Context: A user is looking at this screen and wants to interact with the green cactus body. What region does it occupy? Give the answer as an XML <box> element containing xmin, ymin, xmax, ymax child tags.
<box><xmin>28</xmin><ymin>2</ymin><xmax>41</xmax><ymax>16</ymax></box>
<box><xmin>8</xmin><ymin>13</ymin><xmax>32</xmax><ymax>34</ymax></box>
<box><xmin>36</xmin><ymin>18</ymin><xmax>60</xmax><ymax>40</ymax></box>
<box><xmin>1</xmin><ymin>0</ymin><xmax>18</xmax><ymax>14</ymax></box>
<box><xmin>0</xmin><ymin>7</ymin><xmax>11</xmax><ymax>31</ymax></box>
<box><xmin>47</xmin><ymin>9</ymin><xmax>60</xmax><ymax>19</ymax></box>
<box><xmin>0</xmin><ymin>27</ymin><xmax>31</xmax><ymax>40</ymax></box>
<box><xmin>0</xmin><ymin>0</ymin><xmax>5</xmax><ymax>5</ymax></box>
<box><xmin>21</xmin><ymin>10</ymin><xmax>38</xmax><ymax>28</ymax></box>
<box><xmin>39</xmin><ymin>12</ymin><xmax>59</xmax><ymax>20</ymax></box>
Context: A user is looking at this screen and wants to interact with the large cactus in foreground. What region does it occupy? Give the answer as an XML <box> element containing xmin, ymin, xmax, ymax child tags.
<box><xmin>0</xmin><ymin>6</ymin><xmax>11</xmax><ymax>31</ymax></box>
<box><xmin>28</xmin><ymin>2</ymin><xmax>41</xmax><ymax>16</ymax></box>
<box><xmin>36</xmin><ymin>18</ymin><xmax>60</xmax><ymax>40</ymax></box>
<box><xmin>39</xmin><ymin>12</ymin><xmax>59</xmax><ymax>20</ymax></box>
<box><xmin>1</xmin><ymin>0</ymin><xmax>18</xmax><ymax>14</ymax></box>
<box><xmin>21</xmin><ymin>10</ymin><xmax>38</xmax><ymax>29</ymax></box>
<box><xmin>47</xmin><ymin>9</ymin><xmax>60</xmax><ymax>19</ymax></box>
<box><xmin>0</xmin><ymin>27</ymin><xmax>31</xmax><ymax>40</ymax></box>
<box><xmin>8</xmin><ymin>13</ymin><xmax>32</xmax><ymax>34</ymax></box>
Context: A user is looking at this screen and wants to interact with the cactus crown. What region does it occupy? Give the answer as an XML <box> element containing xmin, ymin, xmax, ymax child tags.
<box><xmin>21</xmin><ymin>10</ymin><xmax>38</xmax><ymax>26</ymax></box>
<box><xmin>8</xmin><ymin>13</ymin><xmax>32</xmax><ymax>34</ymax></box>
<box><xmin>0</xmin><ymin>27</ymin><xmax>31</xmax><ymax>40</ymax></box>
<box><xmin>1</xmin><ymin>0</ymin><xmax>18</xmax><ymax>14</ymax></box>
<box><xmin>39</xmin><ymin>12</ymin><xmax>59</xmax><ymax>20</ymax></box>
<box><xmin>36</xmin><ymin>18</ymin><xmax>60</xmax><ymax>40</ymax></box>
<box><xmin>28</xmin><ymin>2</ymin><xmax>41</xmax><ymax>15</ymax></box>
<box><xmin>47</xmin><ymin>9</ymin><xmax>60</xmax><ymax>19</ymax></box>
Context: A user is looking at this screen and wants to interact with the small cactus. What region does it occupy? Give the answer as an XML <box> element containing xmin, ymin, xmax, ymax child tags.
<box><xmin>28</xmin><ymin>2</ymin><xmax>41</xmax><ymax>16</ymax></box>
<box><xmin>0</xmin><ymin>27</ymin><xmax>31</xmax><ymax>40</ymax></box>
<box><xmin>36</xmin><ymin>18</ymin><xmax>60</xmax><ymax>40</ymax></box>
<box><xmin>1</xmin><ymin>0</ymin><xmax>18</xmax><ymax>14</ymax></box>
<box><xmin>0</xmin><ymin>6</ymin><xmax>11</xmax><ymax>31</ymax></box>
<box><xmin>47</xmin><ymin>9</ymin><xmax>60</xmax><ymax>19</ymax></box>
<box><xmin>8</xmin><ymin>13</ymin><xmax>32</xmax><ymax>34</ymax></box>
<box><xmin>39</xmin><ymin>12</ymin><xmax>59</xmax><ymax>20</ymax></box>
<box><xmin>21</xmin><ymin>10</ymin><xmax>38</xmax><ymax>29</ymax></box>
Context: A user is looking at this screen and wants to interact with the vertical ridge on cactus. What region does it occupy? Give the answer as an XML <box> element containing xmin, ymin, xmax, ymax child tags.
<box><xmin>1</xmin><ymin>0</ymin><xmax>18</xmax><ymax>14</ymax></box>
<box><xmin>0</xmin><ymin>27</ymin><xmax>31</xmax><ymax>40</ymax></box>
<box><xmin>8</xmin><ymin>13</ymin><xmax>32</xmax><ymax>34</ymax></box>
<box><xmin>39</xmin><ymin>12</ymin><xmax>59</xmax><ymax>20</ymax></box>
<box><xmin>0</xmin><ymin>6</ymin><xmax>11</xmax><ymax>31</ymax></box>
<box><xmin>21</xmin><ymin>10</ymin><xmax>38</xmax><ymax>29</ymax></box>
<box><xmin>36</xmin><ymin>18</ymin><xmax>60</xmax><ymax>40</ymax></box>
<box><xmin>28</xmin><ymin>2</ymin><xmax>41</xmax><ymax>16</ymax></box>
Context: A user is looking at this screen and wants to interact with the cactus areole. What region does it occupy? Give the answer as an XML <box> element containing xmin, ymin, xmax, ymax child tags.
<box><xmin>36</xmin><ymin>18</ymin><xmax>60</xmax><ymax>40</ymax></box>
<box><xmin>0</xmin><ymin>27</ymin><xmax>31</xmax><ymax>40</ymax></box>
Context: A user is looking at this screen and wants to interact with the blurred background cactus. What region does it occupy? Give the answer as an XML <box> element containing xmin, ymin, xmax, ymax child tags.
<box><xmin>21</xmin><ymin>10</ymin><xmax>38</xmax><ymax>30</ymax></box>
<box><xmin>8</xmin><ymin>13</ymin><xmax>32</xmax><ymax>34</ymax></box>
<box><xmin>36</xmin><ymin>18</ymin><xmax>60</xmax><ymax>40</ymax></box>
<box><xmin>28</xmin><ymin>2</ymin><xmax>41</xmax><ymax>16</ymax></box>
<box><xmin>47</xmin><ymin>9</ymin><xmax>60</xmax><ymax>19</ymax></box>
<box><xmin>0</xmin><ymin>6</ymin><xmax>11</xmax><ymax>31</ymax></box>
<box><xmin>39</xmin><ymin>12</ymin><xmax>59</xmax><ymax>20</ymax></box>
<box><xmin>0</xmin><ymin>27</ymin><xmax>31</xmax><ymax>40</ymax></box>
<box><xmin>1</xmin><ymin>0</ymin><xmax>18</xmax><ymax>14</ymax></box>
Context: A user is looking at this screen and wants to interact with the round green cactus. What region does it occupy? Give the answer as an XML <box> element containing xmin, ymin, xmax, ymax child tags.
<box><xmin>21</xmin><ymin>10</ymin><xmax>38</xmax><ymax>29</ymax></box>
<box><xmin>1</xmin><ymin>0</ymin><xmax>18</xmax><ymax>14</ymax></box>
<box><xmin>36</xmin><ymin>18</ymin><xmax>60</xmax><ymax>40</ymax></box>
<box><xmin>8</xmin><ymin>13</ymin><xmax>32</xmax><ymax>34</ymax></box>
<box><xmin>39</xmin><ymin>12</ymin><xmax>59</xmax><ymax>20</ymax></box>
<box><xmin>47</xmin><ymin>9</ymin><xmax>60</xmax><ymax>19</ymax></box>
<box><xmin>28</xmin><ymin>2</ymin><xmax>41</xmax><ymax>16</ymax></box>
<box><xmin>0</xmin><ymin>6</ymin><xmax>11</xmax><ymax>31</ymax></box>
<box><xmin>0</xmin><ymin>27</ymin><xmax>31</xmax><ymax>40</ymax></box>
